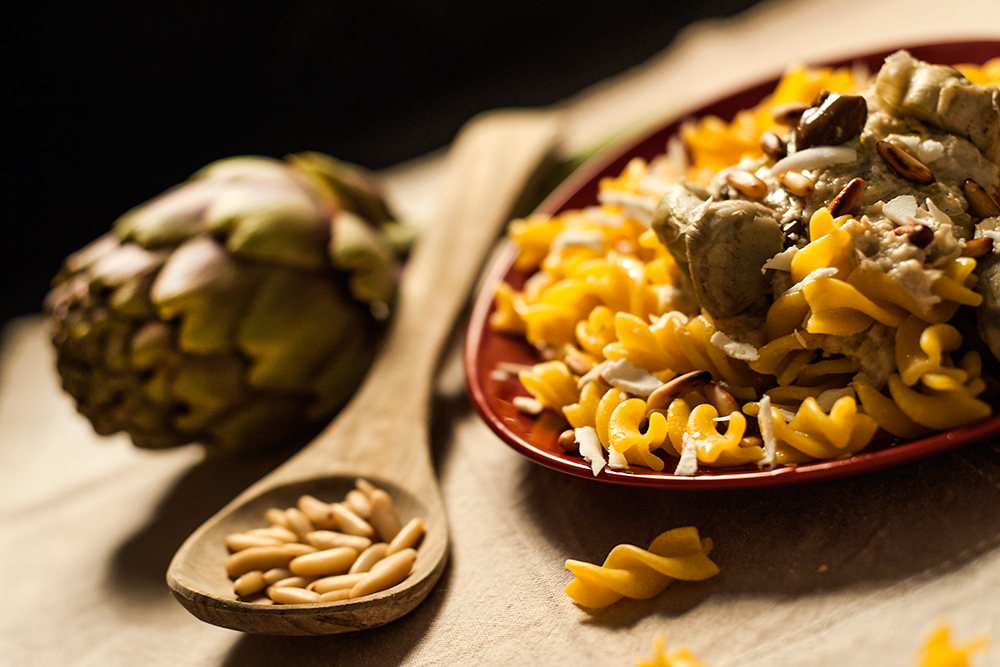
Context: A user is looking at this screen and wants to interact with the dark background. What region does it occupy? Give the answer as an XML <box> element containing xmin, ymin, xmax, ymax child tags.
<box><xmin>5</xmin><ymin>0</ymin><xmax>765</xmax><ymax>326</ymax></box>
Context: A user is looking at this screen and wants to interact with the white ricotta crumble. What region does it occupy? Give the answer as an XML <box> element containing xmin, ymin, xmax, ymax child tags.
<box><xmin>550</xmin><ymin>228</ymin><xmax>606</xmax><ymax>254</ymax></box>
<box><xmin>512</xmin><ymin>396</ymin><xmax>544</xmax><ymax>415</ymax></box>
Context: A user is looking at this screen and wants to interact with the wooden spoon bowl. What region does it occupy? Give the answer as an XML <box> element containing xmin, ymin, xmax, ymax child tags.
<box><xmin>166</xmin><ymin>110</ymin><xmax>561</xmax><ymax>635</ymax></box>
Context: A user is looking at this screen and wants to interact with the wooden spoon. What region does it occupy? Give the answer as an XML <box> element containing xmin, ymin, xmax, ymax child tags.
<box><xmin>166</xmin><ymin>110</ymin><xmax>561</xmax><ymax>635</ymax></box>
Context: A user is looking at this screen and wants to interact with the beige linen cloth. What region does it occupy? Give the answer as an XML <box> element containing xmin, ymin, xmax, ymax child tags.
<box><xmin>3</xmin><ymin>0</ymin><xmax>1000</xmax><ymax>664</ymax></box>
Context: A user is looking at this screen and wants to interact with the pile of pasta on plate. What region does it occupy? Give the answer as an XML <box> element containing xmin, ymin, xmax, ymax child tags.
<box><xmin>491</xmin><ymin>50</ymin><xmax>1000</xmax><ymax>476</ymax></box>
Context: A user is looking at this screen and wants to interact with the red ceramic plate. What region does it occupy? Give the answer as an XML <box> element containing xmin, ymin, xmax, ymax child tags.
<box><xmin>465</xmin><ymin>40</ymin><xmax>1000</xmax><ymax>489</ymax></box>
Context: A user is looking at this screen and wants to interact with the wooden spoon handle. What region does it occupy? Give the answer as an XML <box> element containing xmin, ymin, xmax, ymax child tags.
<box><xmin>275</xmin><ymin>110</ymin><xmax>562</xmax><ymax>479</ymax></box>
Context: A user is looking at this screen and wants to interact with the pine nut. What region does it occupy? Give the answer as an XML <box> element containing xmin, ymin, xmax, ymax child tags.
<box><xmin>350</xmin><ymin>548</ymin><xmax>417</xmax><ymax>598</ymax></box>
<box><xmin>828</xmin><ymin>177</ymin><xmax>865</xmax><ymax>217</ymax></box>
<box><xmin>306</xmin><ymin>530</ymin><xmax>372</xmax><ymax>551</ymax></box>
<box><xmin>355</xmin><ymin>478</ymin><xmax>377</xmax><ymax>497</ymax></box>
<box><xmin>760</xmin><ymin>131</ymin><xmax>786</xmax><ymax>161</ymax></box>
<box><xmin>309</xmin><ymin>573</ymin><xmax>367</xmax><ymax>594</ymax></box>
<box><xmin>368</xmin><ymin>489</ymin><xmax>402</xmax><ymax>542</ymax></box>
<box><xmin>893</xmin><ymin>223</ymin><xmax>934</xmax><ymax>248</ymax></box>
<box><xmin>262</xmin><ymin>568</ymin><xmax>292</xmax><ymax>584</ymax></box>
<box><xmin>233</xmin><ymin>570</ymin><xmax>267</xmax><ymax>598</ymax></box>
<box><xmin>704</xmin><ymin>382</ymin><xmax>740</xmax><ymax>416</ymax></box>
<box><xmin>557</xmin><ymin>429</ymin><xmax>578</xmax><ymax>453</ymax></box>
<box><xmin>297</xmin><ymin>494</ymin><xmax>337</xmax><ymax>529</ymax></box>
<box><xmin>267</xmin><ymin>586</ymin><xmax>320</xmax><ymax>605</ymax></box>
<box><xmin>345</xmin><ymin>490</ymin><xmax>373</xmax><ymax>518</ymax></box>
<box><xmin>965</xmin><ymin>179</ymin><xmax>1000</xmax><ymax>218</ymax></box>
<box><xmin>794</xmin><ymin>93</ymin><xmax>867</xmax><ymax>150</ymax></box>
<box><xmin>265</xmin><ymin>508</ymin><xmax>290</xmax><ymax>529</ymax></box>
<box><xmin>289</xmin><ymin>547</ymin><xmax>359</xmax><ymax>577</ymax></box>
<box><xmin>284</xmin><ymin>507</ymin><xmax>315</xmax><ymax>541</ymax></box>
<box><xmin>646</xmin><ymin>370</ymin><xmax>713</xmax><ymax>410</ymax></box>
<box><xmin>563</xmin><ymin>350</ymin><xmax>594</xmax><ymax>375</ymax></box>
<box><xmin>225</xmin><ymin>533</ymin><xmax>283</xmax><ymax>552</ymax></box>
<box><xmin>349</xmin><ymin>543</ymin><xmax>389</xmax><ymax>574</ymax></box>
<box><xmin>962</xmin><ymin>237</ymin><xmax>994</xmax><ymax>258</ymax></box>
<box><xmin>330</xmin><ymin>503</ymin><xmax>375</xmax><ymax>538</ymax></box>
<box><xmin>876</xmin><ymin>141</ymin><xmax>935</xmax><ymax>185</ymax></box>
<box><xmin>386</xmin><ymin>518</ymin><xmax>425</xmax><ymax>556</ymax></box>
<box><xmin>771</xmin><ymin>102</ymin><xmax>810</xmax><ymax>125</ymax></box>
<box><xmin>225</xmin><ymin>543</ymin><xmax>316</xmax><ymax>579</ymax></box>
<box><xmin>726</xmin><ymin>169</ymin><xmax>768</xmax><ymax>198</ymax></box>
<box><xmin>269</xmin><ymin>575</ymin><xmax>317</xmax><ymax>589</ymax></box>
<box><xmin>779</xmin><ymin>171</ymin><xmax>815</xmax><ymax>198</ymax></box>
<box><xmin>319</xmin><ymin>589</ymin><xmax>352</xmax><ymax>602</ymax></box>
<box><xmin>247</xmin><ymin>526</ymin><xmax>299</xmax><ymax>542</ymax></box>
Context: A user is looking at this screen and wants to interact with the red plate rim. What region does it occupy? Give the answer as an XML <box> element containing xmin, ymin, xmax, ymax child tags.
<box><xmin>464</xmin><ymin>39</ymin><xmax>1000</xmax><ymax>490</ymax></box>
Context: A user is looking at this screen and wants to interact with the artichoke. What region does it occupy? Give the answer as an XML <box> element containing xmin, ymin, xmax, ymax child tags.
<box><xmin>45</xmin><ymin>152</ymin><xmax>409</xmax><ymax>454</ymax></box>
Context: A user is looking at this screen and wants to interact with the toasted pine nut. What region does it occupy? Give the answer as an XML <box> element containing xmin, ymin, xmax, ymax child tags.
<box><xmin>355</xmin><ymin>478</ymin><xmax>377</xmax><ymax>497</ymax></box>
<box><xmin>646</xmin><ymin>370</ymin><xmax>713</xmax><ymax>410</ymax></box>
<box><xmin>225</xmin><ymin>533</ymin><xmax>284</xmax><ymax>552</ymax></box>
<box><xmin>350</xmin><ymin>548</ymin><xmax>417</xmax><ymax>598</ymax></box>
<box><xmin>297</xmin><ymin>494</ymin><xmax>337</xmax><ymax>529</ymax></box>
<box><xmin>330</xmin><ymin>503</ymin><xmax>375</xmax><ymax>538</ymax></box>
<box><xmin>704</xmin><ymin>382</ymin><xmax>740</xmax><ymax>416</ymax></box>
<box><xmin>741</xmin><ymin>436</ymin><xmax>763</xmax><ymax>449</ymax></box>
<box><xmin>309</xmin><ymin>572</ymin><xmax>367</xmax><ymax>594</ymax></box>
<box><xmin>368</xmin><ymin>489</ymin><xmax>402</xmax><ymax>542</ymax></box>
<box><xmin>289</xmin><ymin>547</ymin><xmax>358</xmax><ymax>577</ymax></box>
<box><xmin>247</xmin><ymin>526</ymin><xmax>299</xmax><ymax>542</ymax></box>
<box><xmin>233</xmin><ymin>570</ymin><xmax>267</xmax><ymax>598</ymax></box>
<box><xmin>386</xmin><ymin>518</ymin><xmax>425</xmax><ymax>556</ymax></box>
<box><xmin>306</xmin><ymin>530</ymin><xmax>372</xmax><ymax>552</ymax></box>
<box><xmin>267</xmin><ymin>586</ymin><xmax>320</xmax><ymax>605</ymax></box>
<box><xmin>893</xmin><ymin>223</ymin><xmax>934</xmax><ymax>248</ymax></box>
<box><xmin>726</xmin><ymin>169</ymin><xmax>768</xmax><ymax>198</ymax></box>
<box><xmin>877</xmin><ymin>141</ymin><xmax>935</xmax><ymax>185</ymax></box>
<box><xmin>760</xmin><ymin>131</ymin><xmax>786</xmax><ymax>162</ymax></box>
<box><xmin>779</xmin><ymin>171</ymin><xmax>815</xmax><ymax>198</ymax></box>
<box><xmin>262</xmin><ymin>568</ymin><xmax>292</xmax><ymax>584</ymax></box>
<box><xmin>563</xmin><ymin>350</ymin><xmax>594</xmax><ymax>375</ymax></box>
<box><xmin>349</xmin><ymin>543</ymin><xmax>389</xmax><ymax>574</ymax></box>
<box><xmin>269</xmin><ymin>575</ymin><xmax>317</xmax><ymax>589</ymax></box>
<box><xmin>284</xmin><ymin>507</ymin><xmax>315</xmax><ymax>541</ymax></box>
<box><xmin>828</xmin><ymin>177</ymin><xmax>865</xmax><ymax>217</ymax></box>
<box><xmin>265</xmin><ymin>508</ymin><xmax>290</xmax><ymax>529</ymax></box>
<box><xmin>965</xmin><ymin>179</ymin><xmax>1000</xmax><ymax>218</ymax></box>
<box><xmin>345</xmin><ymin>490</ymin><xmax>373</xmax><ymax>518</ymax></box>
<box><xmin>557</xmin><ymin>429</ymin><xmax>578</xmax><ymax>453</ymax></box>
<box><xmin>771</xmin><ymin>101</ymin><xmax>810</xmax><ymax>125</ymax></box>
<box><xmin>962</xmin><ymin>236</ymin><xmax>994</xmax><ymax>258</ymax></box>
<box><xmin>225</xmin><ymin>543</ymin><xmax>316</xmax><ymax>579</ymax></box>
<box><xmin>319</xmin><ymin>589</ymin><xmax>352</xmax><ymax>602</ymax></box>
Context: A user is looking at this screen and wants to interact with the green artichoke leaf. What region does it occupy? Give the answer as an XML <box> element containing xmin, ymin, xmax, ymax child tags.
<box><xmin>206</xmin><ymin>396</ymin><xmax>310</xmax><ymax>455</ymax></box>
<box><xmin>290</xmin><ymin>152</ymin><xmax>396</xmax><ymax>225</ymax></box>
<box><xmin>150</xmin><ymin>236</ymin><xmax>263</xmax><ymax>354</ymax></box>
<box><xmin>206</xmin><ymin>182</ymin><xmax>331</xmax><ymax>269</ymax></box>
<box><xmin>195</xmin><ymin>156</ymin><xmax>300</xmax><ymax>183</ymax></box>
<box><xmin>238</xmin><ymin>267</ymin><xmax>359</xmax><ymax>393</ymax></box>
<box><xmin>170</xmin><ymin>355</ymin><xmax>249</xmax><ymax>433</ymax></box>
<box><xmin>115</xmin><ymin>180</ymin><xmax>220</xmax><ymax>248</ymax></box>
<box><xmin>330</xmin><ymin>209</ymin><xmax>397</xmax><ymax>306</ymax></box>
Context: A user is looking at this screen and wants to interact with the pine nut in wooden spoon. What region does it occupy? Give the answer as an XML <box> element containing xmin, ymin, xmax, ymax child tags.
<box><xmin>166</xmin><ymin>110</ymin><xmax>562</xmax><ymax>635</ymax></box>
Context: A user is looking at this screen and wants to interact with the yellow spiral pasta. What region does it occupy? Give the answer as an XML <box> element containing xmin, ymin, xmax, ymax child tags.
<box><xmin>636</xmin><ymin>635</ymin><xmax>709</xmax><ymax>667</ymax></box>
<box><xmin>492</xmin><ymin>59</ymin><xmax>1000</xmax><ymax>475</ymax></box>
<box><xmin>564</xmin><ymin>526</ymin><xmax>719</xmax><ymax>608</ymax></box>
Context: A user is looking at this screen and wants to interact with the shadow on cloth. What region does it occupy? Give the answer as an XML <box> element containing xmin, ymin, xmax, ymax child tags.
<box><xmin>516</xmin><ymin>437</ymin><xmax>1000</xmax><ymax>625</ymax></box>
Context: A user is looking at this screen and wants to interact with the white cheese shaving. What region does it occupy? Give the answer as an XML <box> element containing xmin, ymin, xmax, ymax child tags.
<box><xmin>770</xmin><ymin>146</ymin><xmax>857</xmax><ymax>175</ymax></box>
<box><xmin>674</xmin><ymin>433</ymin><xmax>699</xmax><ymax>476</ymax></box>
<box><xmin>512</xmin><ymin>396</ymin><xmax>544</xmax><ymax>415</ymax></box>
<box><xmin>757</xmin><ymin>395</ymin><xmax>777</xmax><ymax>470</ymax></box>
<box><xmin>577</xmin><ymin>360</ymin><xmax>609</xmax><ymax>390</ymax></box>
<box><xmin>550</xmin><ymin>228</ymin><xmax>605</xmax><ymax>254</ymax></box>
<box><xmin>600</xmin><ymin>359</ymin><xmax>663</xmax><ymax>398</ymax></box>
<box><xmin>782</xmin><ymin>267</ymin><xmax>838</xmax><ymax>296</ymax></box>
<box><xmin>608</xmin><ymin>447</ymin><xmax>630</xmax><ymax>470</ymax></box>
<box><xmin>926</xmin><ymin>198</ymin><xmax>952</xmax><ymax>227</ymax></box>
<box><xmin>793</xmin><ymin>329</ymin><xmax>808</xmax><ymax>349</ymax></box>
<box><xmin>981</xmin><ymin>230</ymin><xmax>1000</xmax><ymax>249</ymax></box>
<box><xmin>882</xmin><ymin>195</ymin><xmax>918</xmax><ymax>225</ymax></box>
<box><xmin>489</xmin><ymin>369</ymin><xmax>511</xmax><ymax>382</ymax></box>
<box><xmin>816</xmin><ymin>386</ymin><xmax>856</xmax><ymax>412</ymax></box>
<box><xmin>575</xmin><ymin>427</ymin><xmax>606</xmax><ymax>476</ymax></box>
<box><xmin>710</xmin><ymin>331</ymin><xmax>760</xmax><ymax>361</ymax></box>
<box><xmin>761</xmin><ymin>246</ymin><xmax>799</xmax><ymax>273</ymax></box>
